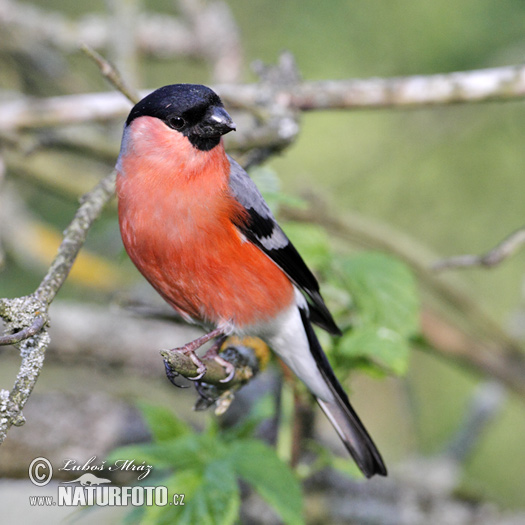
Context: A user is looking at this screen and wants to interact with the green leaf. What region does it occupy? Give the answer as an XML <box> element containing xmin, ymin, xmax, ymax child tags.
<box><xmin>339</xmin><ymin>252</ymin><xmax>419</xmax><ymax>337</ymax></box>
<box><xmin>132</xmin><ymin>453</ymin><xmax>240</xmax><ymax>525</ymax></box>
<box><xmin>338</xmin><ymin>324</ymin><xmax>411</xmax><ymax>375</ymax></box>
<box><xmin>139</xmin><ymin>470</ymin><xmax>203</xmax><ymax>525</ymax></box>
<box><xmin>137</xmin><ymin>402</ymin><xmax>191</xmax><ymax>442</ymax></box>
<box><xmin>230</xmin><ymin>439</ymin><xmax>304</xmax><ymax>525</ymax></box>
<box><xmin>336</xmin><ymin>252</ymin><xmax>419</xmax><ymax>375</ymax></box>
<box><xmin>175</xmin><ymin>460</ymin><xmax>240</xmax><ymax>525</ymax></box>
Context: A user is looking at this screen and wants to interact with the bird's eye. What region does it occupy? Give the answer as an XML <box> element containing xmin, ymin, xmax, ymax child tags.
<box><xmin>168</xmin><ymin>116</ymin><xmax>185</xmax><ymax>130</ymax></box>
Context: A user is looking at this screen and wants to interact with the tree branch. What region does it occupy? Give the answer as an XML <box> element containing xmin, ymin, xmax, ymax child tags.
<box><xmin>0</xmin><ymin>171</ymin><xmax>116</xmax><ymax>443</ymax></box>
<box><xmin>3</xmin><ymin>62</ymin><xmax>525</xmax><ymax>132</ymax></box>
<box><xmin>286</xmin><ymin>64</ymin><xmax>525</xmax><ymax>109</ymax></box>
<box><xmin>432</xmin><ymin>227</ymin><xmax>525</xmax><ymax>271</ymax></box>
<box><xmin>1</xmin><ymin>47</ymin><xmax>295</xmax><ymax>442</ymax></box>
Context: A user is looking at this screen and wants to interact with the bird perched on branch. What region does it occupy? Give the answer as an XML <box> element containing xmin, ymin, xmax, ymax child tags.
<box><xmin>116</xmin><ymin>84</ymin><xmax>387</xmax><ymax>478</ymax></box>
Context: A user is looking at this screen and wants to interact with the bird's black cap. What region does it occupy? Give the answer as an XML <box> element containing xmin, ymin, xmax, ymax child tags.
<box><xmin>126</xmin><ymin>84</ymin><xmax>236</xmax><ymax>151</ymax></box>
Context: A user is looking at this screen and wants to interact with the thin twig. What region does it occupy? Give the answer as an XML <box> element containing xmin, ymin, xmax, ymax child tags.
<box><xmin>432</xmin><ymin>227</ymin><xmax>525</xmax><ymax>271</ymax></box>
<box><xmin>0</xmin><ymin>315</ymin><xmax>46</xmax><ymax>346</ymax></box>
<box><xmin>81</xmin><ymin>44</ymin><xmax>140</xmax><ymax>105</ymax></box>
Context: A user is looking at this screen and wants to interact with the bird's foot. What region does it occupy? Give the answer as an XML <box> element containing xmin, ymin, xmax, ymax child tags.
<box><xmin>177</xmin><ymin>345</ymin><xmax>208</xmax><ymax>381</ymax></box>
<box><xmin>164</xmin><ymin>327</ymin><xmax>226</xmax><ymax>383</ymax></box>
<box><xmin>202</xmin><ymin>343</ymin><xmax>235</xmax><ymax>383</ymax></box>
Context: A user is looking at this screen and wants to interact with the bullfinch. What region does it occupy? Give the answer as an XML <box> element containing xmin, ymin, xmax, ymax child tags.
<box><xmin>116</xmin><ymin>84</ymin><xmax>387</xmax><ymax>478</ymax></box>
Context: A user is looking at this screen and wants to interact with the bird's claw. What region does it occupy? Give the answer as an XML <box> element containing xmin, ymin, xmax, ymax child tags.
<box><xmin>185</xmin><ymin>349</ymin><xmax>207</xmax><ymax>381</ymax></box>
<box><xmin>163</xmin><ymin>358</ymin><xmax>189</xmax><ymax>388</ymax></box>
<box><xmin>201</xmin><ymin>347</ymin><xmax>235</xmax><ymax>383</ymax></box>
<box><xmin>215</xmin><ymin>355</ymin><xmax>236</xmax><ymax>383</ymax></box>
<box><xmin>187</xmin><ymin>368</ymin><xmax>207</xmax><ymax>381</ymax></box>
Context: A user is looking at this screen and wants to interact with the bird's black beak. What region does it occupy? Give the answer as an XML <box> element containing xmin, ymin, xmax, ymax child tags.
<box><xmin>206</xmin><ymin>106</ymin><xmax>237</xmax><ymax>136</ymax></box>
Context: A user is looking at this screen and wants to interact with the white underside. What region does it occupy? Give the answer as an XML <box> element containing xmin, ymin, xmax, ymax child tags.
<box><xmin>238</xmin><ymin>289</ymin><xmax>333</xmax><ymax>402</ymax></box>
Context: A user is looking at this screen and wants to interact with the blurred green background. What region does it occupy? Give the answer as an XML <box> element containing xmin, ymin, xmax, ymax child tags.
<box><xmin>2</xmin><ymin>0</ymin><xmax>525</xmax><ymax>513</ymax></box>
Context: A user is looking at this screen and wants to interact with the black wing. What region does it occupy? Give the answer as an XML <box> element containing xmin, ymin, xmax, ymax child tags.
<box><xmin>227</xmin><ymin>156</ymin><xmax>341</xmax><ymax>336</ymax></box>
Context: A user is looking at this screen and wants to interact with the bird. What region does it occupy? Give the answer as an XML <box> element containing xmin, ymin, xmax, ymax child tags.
<box><xmin>115</xmin><ymin>84</ymin><xmax>387</xmax><ymax>478</ymax></box>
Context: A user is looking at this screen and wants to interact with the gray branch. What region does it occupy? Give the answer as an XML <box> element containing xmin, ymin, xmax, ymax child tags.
<box><xmin>3</xmin><ymin>62</ymin><xmax>525</xmax><ymax>132</ymax></box>
<box><xmin>432</xmin><ymin>227</ymin><xmax>525</xmax><ymax>271</ymax></box>
<box><xmin>0</xmin><ymin>171</ymin><xmax>116</xmax><ymax>444</ymax></box>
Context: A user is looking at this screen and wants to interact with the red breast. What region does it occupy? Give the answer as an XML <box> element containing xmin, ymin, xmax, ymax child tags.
<box><xmin>117</xmin><ymin>116</ymin><xmax>294</xmax><ymax>328</ymax></box>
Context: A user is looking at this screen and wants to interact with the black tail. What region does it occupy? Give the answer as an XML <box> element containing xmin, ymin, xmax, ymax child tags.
<box><xmin>299</xmin><ymin>308</ymin><xmax>387</xmax><ymax>478</ymax></box>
